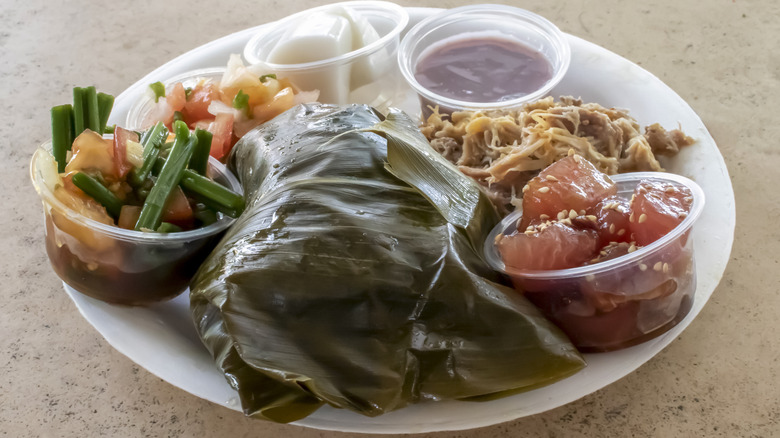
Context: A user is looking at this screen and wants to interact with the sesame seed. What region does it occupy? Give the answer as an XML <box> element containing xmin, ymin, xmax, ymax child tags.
<box><xmin>538</xmin><ymin>186</ymin><xmax>550</xmax><ymax>194</ymax></box>
<box><xmin>557</xmin><ymin>211</ymin><xmax>567</xmax><ymax>221</ymax></box>
<box><xmin>525</xmin><ymin>230</ymin><xmax>535</xmax><ymax>235</ymax></box>
<box><xmin>545</xmin><ymin>175</ymin><xmax>558</xmax><ymax>182</ymax></box>
<box><xmin>561</xmin><ymin>218</ymin><xmax>573</xmax><ymax>226</ymax></box>
<box><xmin>540</xmin><ymin>214</ymin><xmax>550</xmax><ymax>220</ymax></box>
<box><xmin>653</xmin><ymin>262</ymin><xmax>663</xmax><ymax>271</ymax></box>
<box><xmin>629</xmin><ymin>213</ymin><xmax>635</xmax><ymax>223</ymax></box>
<box><xmin>569</xmin><ymin>209</ymin><xmax>578</xmax><ymax>219</ymax></box>
<box><xmin>522</xmin><ymin>184</ymin><xmax>529</xmax><ymax>193</ymax></box>
<box><xmin>567</xmin><ymin>149</ymin><xmax>575</xmax><ymax>157</ymax></box>
<box><xmin>684</xmin><ymin>196</ymin><xmax>693</xmax><ymax>203</ymax></box>
<box><xmin>665</xmin><ymin>186</ymin><xmax>676</xmax><ymax>194</ymax></box>
<box><xmin>579</xmin><ymin>210</ymin><xmax>586</xmax><ymax>215</ymax></box>
<box><xmin>586</xmin><ymin>215</ymin><xmax>597</xmax><ymax>222</ymax></box>
<box><xmin>639</xmin><ymin>263</ymin><xmax>648</xmax><ymax>271</ymax></box>
<box><xmin>678</xmin><ymin>212</ymin><xmax>688</xmax><ymax>219</ymax></box>
<box><xmin>638</xmin><ymin>213</ymin><xmax>647</xmax><ymax>223</ymax></box>
<box><xmin>585</xmin><ymin>274</ymin><xmax>595</xmax><ymax>282</ymax></box>
<box><xmin>617</xmin><ymin>229</ymin><xmax>626</xmax><ymax>236</ymax></box>
<box><xmin>663</xmin><ymin>263</ymin><xmax>669</xmax><ymax>273</ymax></box>
<box><xmin>572</xmin><ymin>154</ymin><xmax>582</xmax><ymax>163</ymax></box>
<box><xmin>526</xmin><ymin>226</ymin><xmax>534</xmax><ymax>232</ymax></box>
<box><xmin>609</xmin><ymin>224</ymin><xmax>616</xmax><ymax>234</ymax></box>
<box><xmin>628</xmin><ymin>244</ymin><xmax>637</xmax><ymax>253</ymax></box>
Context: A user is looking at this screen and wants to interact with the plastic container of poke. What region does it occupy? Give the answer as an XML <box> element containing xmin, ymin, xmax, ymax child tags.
<box><xmin>484</xmin><ymin>172</ymin><xmax>705</xmax><ymax>352</ymax></box>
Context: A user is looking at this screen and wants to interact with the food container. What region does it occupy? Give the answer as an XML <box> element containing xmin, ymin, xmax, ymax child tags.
<box><xmin>125</xmin><ymin>67</ymin><xmax>224</xmax><ymax>130</ymax></box>
<box><xmin>484</xmin><ymin>172</ymin><xmax>705</xmax><ymax>352</ymax></box>
<box><xmin>30</xmin><ymin>142</ymin><xmax>241</xmax><ymax>306</ymax></box>
<box><xmin>398</xmin><ymin>4</ymin><xmax>570</xmax><ymax>118</ymax></box>
<box><xmin>243</xmin><ymin>1</ymin><xmax>409</xmax><ymax>110</ymax></box>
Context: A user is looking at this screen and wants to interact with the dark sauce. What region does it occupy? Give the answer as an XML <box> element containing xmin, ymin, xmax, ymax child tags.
<box><xmin>415</xmin><ymin>37</ymin><xmax>553</xmax><ymax>103</ymax></box>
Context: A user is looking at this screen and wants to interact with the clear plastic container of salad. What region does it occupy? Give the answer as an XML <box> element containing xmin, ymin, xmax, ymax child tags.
<box><xmin>125</xmin><ymin>67</ymin><xmax>225</xmax><ymax>130</ymax></box>
<box><xmin>484</xmin><ymin>172</ymin><xmax>705</xmax><ymax>352</ymax></box>
<box><xmin>30</xmin><ymin>141</ymin><xmax>241</xmax><ymax>306</ymax></box>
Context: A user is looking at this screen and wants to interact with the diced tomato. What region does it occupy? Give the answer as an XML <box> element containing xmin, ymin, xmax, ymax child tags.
<box><xmin>112</xmin><ymin>127</ymin><xmax>139</xmax><ymax>179</ymax></box>
<box><xmin>629</xmin><ymin>180</ymin><xmax>693</xmax><ymax>246</ymax></box>
<box><xmin>520</xmin><ymin>155</ymin><xmax>617</xmax><ymax>229</ymax></box>
<box><xmin>182</xmin><ymin>81</ymin><xmax>219</xmax><ymax>124</ymax></box>
<box><xmin>161</xmin><ymin>186</ymin><xmax>194</xmax><ymax>223</ymax></box>
<box><xmin>593</xmin><ymin>196</ymin><xmax>632</xmax><ymax>246</ymax></box>
<box><xmin>205</xmin><ymin>112</ymin><xmax>234</xmax><ymax>160</ymax></box>
<box><xmin>117</xmin><ymin>205</ymin><xmax>142</xmax><ymax>230</ymax></box>
<box><xmin>166</xmin><ymin>82</ymin><xmax>187</xmax><ymax>112</ymax></box>
<box><xmin>66</xmin><ymin>130</ymin><xmax>116</xmax><ymax>180</ymax></box>
<box><xmin>497</xmin><ymin>222</ymin><xmax>600</xmax><ymax>271</ymax></box>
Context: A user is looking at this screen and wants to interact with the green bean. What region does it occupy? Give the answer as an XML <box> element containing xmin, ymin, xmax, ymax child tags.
<box><xmin>186</xmin><ymin>191</ymin><xmax>241</xmax><ymax>219</ymax></box>
<box><xmin>190</xmin><ymin>129</ymin><xmax>212</xmax><ymax>175</ymax></box>
<box><xmin>72</xmin><ymin>87</ymin><xmax>86</xmax><ymax>135</ymax></box>
<box><xmin>180</xmin><ymin>169</ymin><xmax>244</xmax><ymax>217</ymax></box>
<box><xmin>83</xmin><ymin>86</ymin><xmax>101</xmax><ymax>133</ymax></box>
<box><xmin>51</xmin><ymin>104</ymin><xmax>74</xmax><ymax>173</ymax></box>
<box><xmin>71</xmin><ymin>172</ymin><xmax>124</xmax><ymax>219</ymax></box>
<box><xmin>156</xmin><ymin>222</ymin><xmax>183</xmax><ymax>233</ymax></box>
<box><xmin>152</xmin><ymin>156</ymin><xmax>166</xmax><ymax>176</ymax></box>
<box><xmin>96</xmin><ymin>92</ymin><xmax>114</xmax><ymax>135</ymax></box>
<box><xmin>134</xmin><ymin>121</ymin><xmax>194</xmax><ymax>231</ymax></box>
<box><xmin>130</xmin><ymin>122</ymin><xmax>168</xmax><ymax>186</ymax></box>
<box><xmin>193</xmin><ymin>204</ymin><xmax>218</xmax><ymax>226</ymax></box>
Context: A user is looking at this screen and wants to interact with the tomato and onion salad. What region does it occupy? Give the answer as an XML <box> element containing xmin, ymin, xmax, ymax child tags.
<box><xmin>142</xmin><ymin>57</ymin><xmax>319</xmax><ymax>161</ymax></box>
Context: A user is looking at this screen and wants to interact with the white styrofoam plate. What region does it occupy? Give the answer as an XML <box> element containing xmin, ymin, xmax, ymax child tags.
<box><xmin>64</xmin><ymin>7</ymin><xmax>735</xmax><ymax>434</ymax></box>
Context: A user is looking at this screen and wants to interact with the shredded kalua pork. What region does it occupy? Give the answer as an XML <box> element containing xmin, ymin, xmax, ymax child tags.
<box><xmin>420</xmin><ymin>96</ymin><xmax>694</xmax><ymax>214</ymax></box>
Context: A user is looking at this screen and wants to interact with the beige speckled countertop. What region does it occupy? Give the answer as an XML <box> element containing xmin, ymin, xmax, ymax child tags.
<box><xmin>3</xmin><ymin>0</ymin><xmax>778</xmax><ymax>436</ymax></box>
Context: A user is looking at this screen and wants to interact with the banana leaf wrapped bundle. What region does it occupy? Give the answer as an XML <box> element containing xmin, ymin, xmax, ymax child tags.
<box><xmin>189</xmin><ymin>103</ymin><xmax>585</xmax><ymax>423</ymax></box>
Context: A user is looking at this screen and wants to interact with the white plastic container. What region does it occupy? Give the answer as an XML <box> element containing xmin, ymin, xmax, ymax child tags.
<box><xmin>243</xmin><ymin>1</ymin><xmax>409</xmax><ymax>110</ymax></box>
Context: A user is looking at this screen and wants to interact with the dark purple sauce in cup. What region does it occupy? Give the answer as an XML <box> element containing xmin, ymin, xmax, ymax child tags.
<box><xmin>414</xmin><ymin>37</ymin><xmax>553</xmax><ymax>105</ymax></box>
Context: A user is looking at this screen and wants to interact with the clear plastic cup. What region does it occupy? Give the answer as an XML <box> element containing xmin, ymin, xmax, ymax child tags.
<box><xmin>30</xmin><ymin>142</ymin><xmax>240</xmax><ymax>306</ymax></box>
<box><xmin>243</xmin><ymin>1</ymin><xmax>409</xmax><ymax>111</ymax></box>
<box><xmin>484</xmin><ymin>172</ymin><xmax>705</xmax><ymax>352</ymax></box>
<box><xmin>125</xmin><ymin>67</ymin><xmax>225</xmax><ymax>130</ymax></box>
<box><xmin>398</xmin><ymin>4</ymin><xmax>570</xmax><ymax>118</ymax></box>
